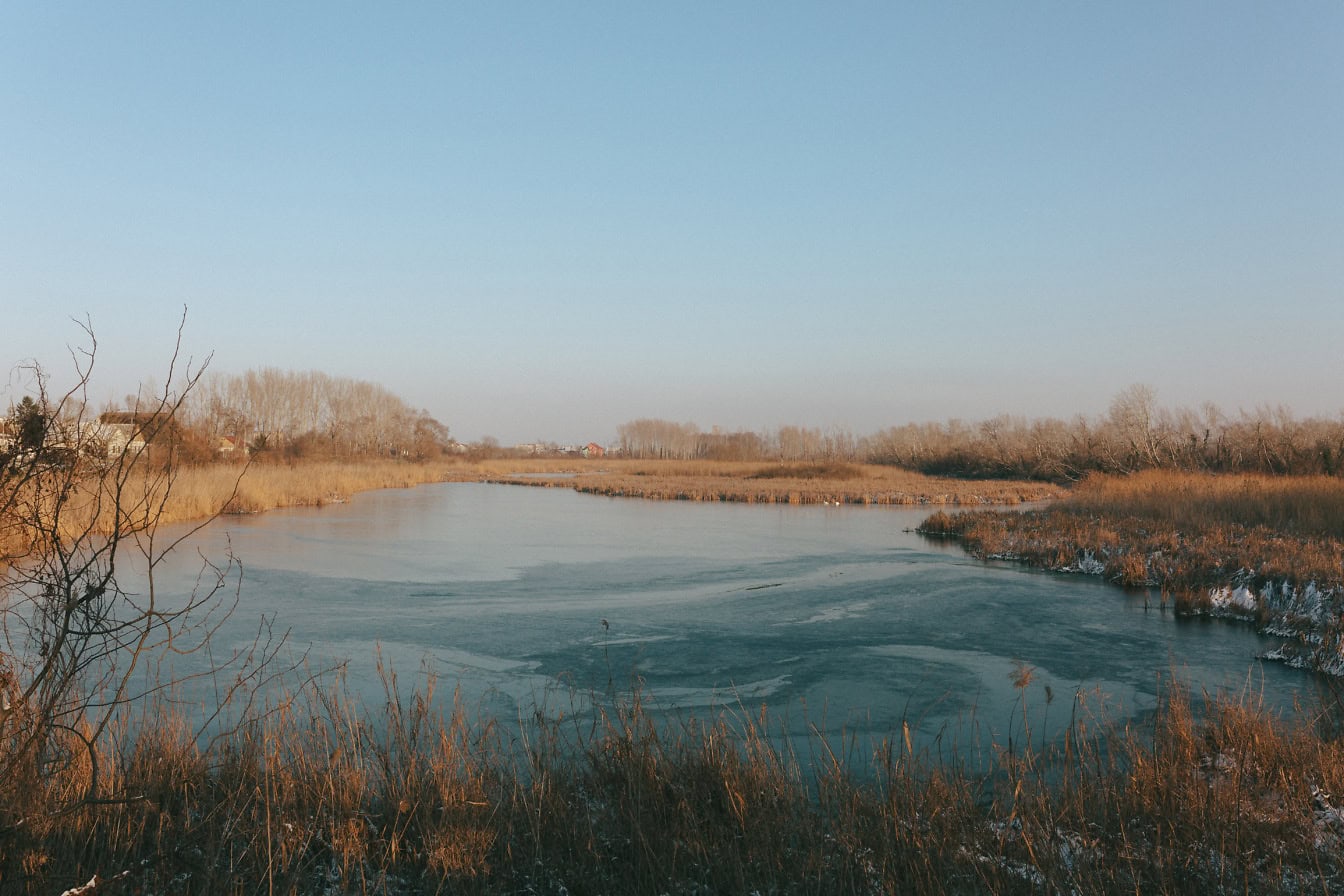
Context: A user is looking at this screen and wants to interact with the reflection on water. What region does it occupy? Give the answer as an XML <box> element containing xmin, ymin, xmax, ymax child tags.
<box><xmin>150</xmin><ymin>482</ymin><xmax>1320</xmax><ymax>752</ymax></box>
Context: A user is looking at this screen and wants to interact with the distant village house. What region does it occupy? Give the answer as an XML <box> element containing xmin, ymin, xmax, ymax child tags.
<box><xmin>81</xmin><ymin>412</ymin><xmax>151</xmax><ymax>459</ymax></box>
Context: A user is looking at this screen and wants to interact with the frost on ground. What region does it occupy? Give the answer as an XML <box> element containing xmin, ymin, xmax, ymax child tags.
<box><xmin>1046</xmin><ymin>547</ymin><xmax>1344</xmax><ymax>676</ymax></box>
<box><xmin>1206</xmin><ymin>578</ymin><xmax>1344</xmax><ymax>676</ymax></box>
<box><xmin>1066</xmin><ymin>550</ymin><xmax>1108</xmax><ymax>576</ymax></box>
<box><xmin>1192</xmin><ymin>576</ymin><xmax>1344</xmax><ymax>675</ymax></box>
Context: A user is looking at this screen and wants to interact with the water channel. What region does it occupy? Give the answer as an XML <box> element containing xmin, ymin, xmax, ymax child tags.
<box><xmin>152</xmin><ymin>482</ymin><xmax>1321</xmax><ymax>757</ymax></box>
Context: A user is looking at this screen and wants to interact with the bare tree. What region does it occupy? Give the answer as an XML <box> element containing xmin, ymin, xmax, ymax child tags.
<box><xmin>617</xmin><ymin>418</ymin><xmax>701</xmax><ymax>460</ymax></box>
<box><xmin>0</xmin><ymin>316</ymin><xmax>284</xmax><ymax>822</ymax></box>
<box><xmin>182</xmin><ymin>367</ymin><xmax>448</xmax><ymax>461</ymax></box>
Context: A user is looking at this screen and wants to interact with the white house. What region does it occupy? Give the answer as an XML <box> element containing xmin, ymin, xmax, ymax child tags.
<box><xmin>80</xmin><ymin>421</ymin><xmax>147</xmax><ymax>459</ymax></box>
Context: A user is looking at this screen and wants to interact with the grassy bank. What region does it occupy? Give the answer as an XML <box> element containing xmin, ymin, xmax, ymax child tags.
<box><xmin>174</xmin><ymin>459</ymin><xmax>473</xmax><ymax>519</ymax></box>
<box><xmin>4</xmin><ymin>673</ymin><xmax>1343</xmax><ymax>895</ymax></box>
<box><xmin>919</xmin><ymin>470</ymin><xmax>1344</xmax><ymax>673</ymax></box>
<box><xmin>4</xmin><ymin>455</ymin><xmax>1055</xmax><ymax>576</ymax></box>
<box><xmin>9</xmin><ymin>461</ymin><xmax>1344</xmax><ymax>893</ymax></box>
<box><xmin>7</xmin><ymin>459</ymin><xmax>469</xmax><ymax>549</ymax></box>
<box><xmin>72</xmin><ymin>457</ymin><xmax>1059</xmax><ymax>539</ymax></box>
<box><xmin>472</xmin><ymin>458</ymin><xmax>1061</xmax><ymax>506</ymax></box>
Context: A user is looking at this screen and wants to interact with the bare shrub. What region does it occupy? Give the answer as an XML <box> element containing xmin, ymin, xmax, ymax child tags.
<box><xmin>0</xmin><ymin>317</ymin><xmax>290</xmax><ymax>873</ymax></box>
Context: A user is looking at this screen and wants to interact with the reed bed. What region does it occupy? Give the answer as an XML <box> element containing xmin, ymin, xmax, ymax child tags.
<box><xmin>7</xmin><ymin>457</ymin><xmax>1057</xmax><ymax>561</ymax></box>
<box><xmin>474</xmin><ymin>458</ymin><xmax>1061</xmax><ymax>506</ymax></box>
<box><xmin>920</xmin><ymin>470</ymin><xmax>1344</xmax><ymax>672</ymax></box>
<box><xmin>195</xmin><ymin>460</ymin><xmax>473</xmax><ymax>517</ymax></box>
<box><xmin>4</xmin><ymin>671</ymin><xmax>1342</xmax><ymax>895</ymax></box>
<box><xmin>1065</xmin><ymin>470</ymin><xmax>1344</xmax><ymax>538</ymax></box>
<box><xmin>14</xmin><ymin>459</ymin><xmax>474</xmax><ymax>543</ymax></box>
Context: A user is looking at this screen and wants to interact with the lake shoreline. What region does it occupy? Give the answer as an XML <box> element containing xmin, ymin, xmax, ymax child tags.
<box><xmin>466</xmin><ymin>458</ymin><xmax>1061</xmax><ymax>506</ymax></box>
<box><xmin>12</xmin><ymin>464</ymin><xmax>1344</xmax><ymax>893</ymax></box>
<box><xmin>918</xmin><ymin>470</ymin><xmax>1344</xmax><ymax>676</ymax></box>
<box><xmin>146</xmin><ymin>457</ymin><xmax>1062</xmax><ymax>530</ymax></box>
<box><xmin>8</xmin><ymin>673</ymin><xmax>1341</xmax><ymax>895</ymax></box>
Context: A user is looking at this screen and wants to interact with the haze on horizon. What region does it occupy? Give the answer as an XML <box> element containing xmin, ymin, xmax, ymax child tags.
<box><xmin>2</xmin><ymin>4</ymin><xmax>1341</xmax><ymax>446</ymax></box>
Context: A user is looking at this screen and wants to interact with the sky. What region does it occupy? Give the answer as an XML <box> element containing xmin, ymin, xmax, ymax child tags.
<box><xmin>2</xmin><ymin>3</ymin><xmax>1342</xmax><ymax>445</ymax></box>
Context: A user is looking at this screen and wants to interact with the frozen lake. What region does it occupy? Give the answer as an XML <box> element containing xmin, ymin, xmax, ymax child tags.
<box><xmin>152</xmin><ymin>482</ymin><xmax>1320</xmax><ymax>753</ymax></box>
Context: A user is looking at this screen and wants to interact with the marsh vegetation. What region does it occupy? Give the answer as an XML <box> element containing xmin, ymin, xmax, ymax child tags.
<box><xmin>6</xmin><ymin>671</ymin><xmax>1344</xmax><ymax>895</ymax></box>
<box><xmin>920</xmin><ymin>470</ymin><xmax>1344</xmax><ymax>674</ymax></box>
<box><xmin>474</xmin><ymin>457</ymin><xmax>1060</xmax><ymax>506</ymax></box>
<box><xmin>6</xmin><ymin>327</ymin><xmax>1344</xmax><ymax>893</ymax></box>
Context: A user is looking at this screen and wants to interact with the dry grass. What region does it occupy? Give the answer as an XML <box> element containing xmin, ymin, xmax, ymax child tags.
<box><xmin>7</xmin><ymin>457</ymin><xmax>1057</xmax><ymax>560</ymax></box>
<box><xmin>6</xmin><ymin>455</ymin><xmax>1053</xmax><ymax>576</ymax></box>
<box><xmin>1064</xmin><ymin>469</ymin><xmax>1344</xmax><ymax>538</ymax></box>
<box><xmin>4</xmin><ymin>670</ymin><xmax>1342</xmax><ymax>895</ymax></box>
<box><xmin>8</xmin><ymin>459</ymin><xmax>474</xmax><ymax>546</ymax></box>
<box><xmin>921</xmin><ymin>471</ymin><xmax>1344</xmax><ymax>672</ymax></box>
<box><xmin>473</xmin><ymin>457</ymin><xmax>1061</xmax><ymax>506</ymax></box>
<box><xmin>920</xmin><ymin>471</ymin><xmax>1344</xmax><ymax>593</ymax></box>
<box><xmin>189</xmin><ymin>459</ymin><xmax>473</xmax><ymax>517</ymax></box>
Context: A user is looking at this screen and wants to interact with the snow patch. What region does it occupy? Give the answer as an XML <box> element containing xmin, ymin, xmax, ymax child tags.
<box><xmin>1208</xmin><ymin>584</ymin><xmax>1259</xmax><ymax>618</ymax></box>
<box><xmin>1069</xmin><ymin>551</ymin><xmax>1106</xmax><ymax>576</ymax></box>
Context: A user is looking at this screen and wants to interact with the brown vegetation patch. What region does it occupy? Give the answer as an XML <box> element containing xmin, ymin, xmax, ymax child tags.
<box><xmin>747</xmin><ymin>462</ymin><xmax>863</xmax><ymax>480</ymax></box>
<box><xmin>4</xmin><ymin>675</ymin><xmax>1342</xmax><ymax>895</ymax></box>
<box><xmin>474</xmin><ymin>458</ymin><xmax>1061</xmax><ymax>506</ymax></box>
<box><xmin>919</xmin><ymin>471</ymin><xmax>1344</xmax><ymax>672</ymax></box>
<box><xmin>2</xmin><ymin>460</ymin><xmax>475</xmax><ymax>554</ymax></box>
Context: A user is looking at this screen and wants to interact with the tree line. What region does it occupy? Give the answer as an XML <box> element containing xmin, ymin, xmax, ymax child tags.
<box><xmin>11</xmin><ymin>363</ymin><xmax>1342</xmax><ymax>479</ymax></box>
<box><xmin>180</xmin><ymin>368</ymin><xmax>451</xmax><ymax>461</ymax></box>
<box><xmin>616</xmin><ymin>386</ymin><xmax>1344</xmax><ymax>480</ymax></box>
<box><xmin>615</xmin><ymin>419</ymin><xmax>860</xmax><ymax>463</ymax></box>
<box><xmin>4</xmin><ymin>367</ymin><xmax>453</xmax><ymax>466</ymax></box>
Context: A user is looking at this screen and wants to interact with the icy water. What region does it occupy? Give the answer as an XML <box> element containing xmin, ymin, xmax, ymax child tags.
<box><xmin>153</xmin><ymin>482</ymin><xmax>1321</xmax><ymax>754</ymax></box>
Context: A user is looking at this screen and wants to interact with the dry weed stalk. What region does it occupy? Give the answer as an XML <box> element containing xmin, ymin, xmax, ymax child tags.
<box><xmin>6</xmin><ymin>666</ymin><xmax>1344</xmax><ymax>895</ymax></box>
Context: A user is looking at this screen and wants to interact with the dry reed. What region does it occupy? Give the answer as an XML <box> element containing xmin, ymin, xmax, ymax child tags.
<box><xmin>920</xmin><ymin>471</ymin><xmax>1344</xmax><ymax>673</ymax></box>
<box><xmin>10</xmin><ymin>457</ymin><xmax>1057</xmax><ymax>558</ymax></box>
<box><xmin>3</xmin><ymin>669</ymin><xmax>1342</xmax><ymax>895</ymax></box>
<box><xmin>1</xmin><ymin>459</ymin><xmax>475</xmax><ymax>552</ymax></box>
<box><xmin>473</xmin><ymin>458</ymin><xmax>1061</xmax><ymax>506</ymax></box>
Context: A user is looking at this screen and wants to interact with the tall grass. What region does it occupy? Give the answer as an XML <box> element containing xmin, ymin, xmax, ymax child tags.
<box><xmin>201</xmin><ymin>460</ymin><xmax>467</xmax><ymax>516</ymax></box>
<box><xmin>9</xmin><ymin>457</ymin><xmax>1059</xmax><ymax>556</ymax></box>
<box><xmin>1065</xmin><ymin>469</ymin><xmax>1344</xmax><ymax>539</ymax></box>
<box><xmin>4</xmin><ymin>670</ymin><xmax>1342</xmax><ymax>895</ymax></box>
<box><xmin>4</xmin><ymin>459</ymin><xmax>471</xmax><ymax>549</ymax></box>
<box><xmin>921</xmin><ymin>471</ymin><xmax>1344</xmax><ymax>592</ymax></box>
<box><xmin>475</xmin><ymin>458</ymin><xmax>1061</xmax><ymax>506</ymax></box>
<box><xmin>920</xmin><ymin>471</ymin><xmax>1344</xmax><ymax>673</ymax></box>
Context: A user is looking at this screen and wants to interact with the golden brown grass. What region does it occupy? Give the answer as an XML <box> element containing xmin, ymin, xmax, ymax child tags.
<box><xmin>1</xmin><ymin>458</ymin><xmax>480</xmax><ymax>569</ymax></box>
<box><xmin>189</xmin><ymin>459</ymin><xmax>473</xmax><ymax>517</ymax></box>
<box><xmin>6</xmin><ymin>455</ymin><xmax>1056</xmax><ymax>570</ymax></box>
<box><xmin>4</xmin><ymin>671</ymin><xmax>1342</xmax><ymax>895</ymax></box>
<box><xmin>472</xmin><ymin>457</ymin><xmax>1061</xmax><ymax>506</ymax></box>
<box><xmin>920</xmin><ymin>471</ymin><xmax>1344</xmax><ymax>671</ymax></box>
<box><xmin>44</xmin><ymin>459</ymin><xmax>472</xmax><ymax>535</ymax></box>
<box><xmin>1065</xmin><ymin>469</ymin><xmax>1344</xmax><ymax>539</ymax></box>
<box><xmin>921</xmin><ymin>471</ymin><xmax>1344</xmax><ymax>593</ymax></box>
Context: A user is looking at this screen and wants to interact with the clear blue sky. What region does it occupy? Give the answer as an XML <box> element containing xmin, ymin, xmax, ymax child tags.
<box><xmin>3</xmin><ymin>3</ymin><xmax>1341</xmax><ymax>444</ymax></box>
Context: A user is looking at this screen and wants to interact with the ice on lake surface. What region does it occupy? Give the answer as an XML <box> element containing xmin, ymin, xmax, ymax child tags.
<box><xmin>147</xmin><ymin>482</ymin><xmax>1320</xmax><ymax>753</ymax></box>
